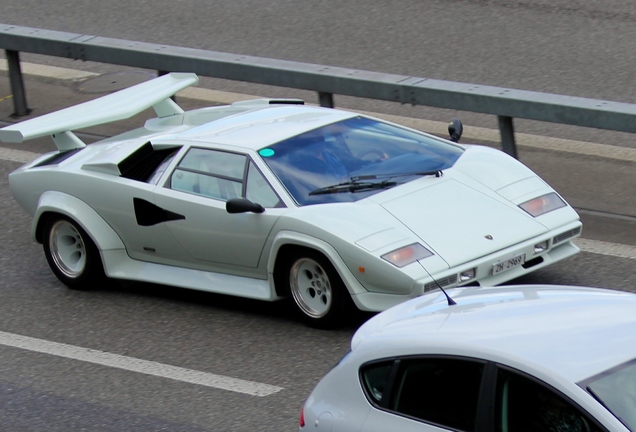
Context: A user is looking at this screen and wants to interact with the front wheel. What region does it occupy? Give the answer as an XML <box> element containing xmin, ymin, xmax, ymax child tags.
<box><xmin>43</xmin><ymin>216</ymin><xmax>106</xmax><ymax>290</ymax></box>
<box><xmin>278</xmin><ymin>250</ymin><xmax>352</xmax><ymax>329</ymax></box>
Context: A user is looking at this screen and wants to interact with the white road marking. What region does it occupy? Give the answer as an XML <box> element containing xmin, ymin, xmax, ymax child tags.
<box><xmin>576</xmin><ymin>238</ymin><xmax>636</xmax><ymax>261</ymax></box>
<box><xmin>0</xmin><ymin>147</ymin><xmax>37</xmax><ymax>163</ymax></box>
<box><xmin>0</xmin><ymin>330</ymin><xmax>283</xmax><ymax>397</ymax></box>
<box><xmin>0</xmin><ymin>62</ymin><xmax>99</xmax><ymax>80</ymax></box>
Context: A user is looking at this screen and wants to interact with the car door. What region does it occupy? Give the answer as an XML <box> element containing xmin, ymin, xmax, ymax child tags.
<box><xmin>89</xmin><ymin>146</ymin><xmax>192</xmax><ymax>265</ymax></box>
<box><xmin>151</xmin><ymin>147</ymin><xmax>284</xmax><ymax>273</ymax></box>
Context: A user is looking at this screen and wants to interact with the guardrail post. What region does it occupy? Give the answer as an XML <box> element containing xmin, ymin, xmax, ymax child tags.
<box><xmin>318</xmin><ymin>92</ymin><xmax>334</xmax><ymax>108</ymax></box>
<box><xmin>498</xmin><ymin>115</ymin><xmax>518</xmax><ymax>159</ymax></box>
<box><xmin>5</xmin><ymin>49</ymin><xmax>31</xmax><ymax>117</ymax></box>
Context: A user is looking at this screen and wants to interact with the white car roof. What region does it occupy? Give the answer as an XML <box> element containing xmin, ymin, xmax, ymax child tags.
<box><xmin>352</xmin><ymin>285</ymin><xmax>636</xmax><ymax>383</ymax></box>
<box><xmin>174</xmin><ymin>104</ymin><xmax>357</xmax><ymax>150</ymax></box>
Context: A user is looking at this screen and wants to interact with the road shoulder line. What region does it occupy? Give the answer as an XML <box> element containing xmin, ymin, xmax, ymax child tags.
<box><xmin>576</xmin><ymin>238</ymin><xmax>636</xmax><ymax>261</ymax></box>
<box><xmin>0</xmin><ymin>330</ymin><xmax>283</xmax><ymax>397</ymax></box>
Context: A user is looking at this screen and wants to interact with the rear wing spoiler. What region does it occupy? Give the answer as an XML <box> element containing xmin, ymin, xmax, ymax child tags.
<box><xmin>0</xmin><ymin>72</ymin><xmax>199</xmax><ymax>151</ymax></box>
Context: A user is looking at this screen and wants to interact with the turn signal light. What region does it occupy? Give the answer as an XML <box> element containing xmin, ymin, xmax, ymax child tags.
<box><xmin>382</xmin><ymin>243</ymin><xmax>434</xmax><ymax>268</ymax></box>
<box><xmin>519</xmin><ymin>193</ymin><xmax>566</xmax><ymax>217</ymax></box>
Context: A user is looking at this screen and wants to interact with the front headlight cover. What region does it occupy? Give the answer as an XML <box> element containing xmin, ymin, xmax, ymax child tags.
<box><xmin>381</xmin><ymin>243</ymin><xmax>434</xmax><ymax>268</ymax></box>
<box><xmin>519</xmin><ymin>192</ymin><xmax>566</xmax><ymax>217</ymax></box>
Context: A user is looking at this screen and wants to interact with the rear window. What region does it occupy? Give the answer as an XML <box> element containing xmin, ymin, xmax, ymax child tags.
<box><xmin>581</xmin><ymin>358</ymin><xmax>636</xmax><ymax>430</ymax></box>
<box><xmin>33</xmin><ymin>148</ymin><xmax>84</xmax><ymax>167</ymax></box>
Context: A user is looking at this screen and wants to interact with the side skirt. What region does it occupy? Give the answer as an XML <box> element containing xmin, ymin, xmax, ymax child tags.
<box><xmin>101</xmin><ymin>249</ymin><xmax>280</xmax><ymax>301</ymax></box>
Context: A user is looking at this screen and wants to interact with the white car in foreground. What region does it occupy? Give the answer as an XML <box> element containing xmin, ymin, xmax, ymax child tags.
<box><xmin>0</xmin><ymin>72</ymin><xmax>581</xmax><ymax>327</ymax></box>
<box><xmin>300</xmin><ymin>285</ymin><xmax>636</xmax><ymax>431</ymax></box>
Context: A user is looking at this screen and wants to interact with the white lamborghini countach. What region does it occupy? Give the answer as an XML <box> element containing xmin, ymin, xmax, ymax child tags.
<box><xmin>0</xmin><ymin>72</ymin><xmax>582</xmax><ymax>328</ymax></box>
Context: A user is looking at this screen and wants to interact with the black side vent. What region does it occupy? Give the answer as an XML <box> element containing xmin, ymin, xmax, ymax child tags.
<box><xmin>424</xmin><ymin>274</ymin><xmax>458</xmax><ymax>293</ymax></box>
<box><xmin>268</xmin><ymin>99</ymin><xmax>304</xmax><ymax>105</ymax></box>
<box><xmin>553</xmin><ymin>226</ymin><xmax>582</xmax><ymax>245</ymax></box>
<box><xmin>522</xmin><ymin>256</ymin><xmax>544</xmax><ymax>269</ymax></box>
<box><xmin>33</xmin><ymin>148</ymin><xmax>84</xmax><ymax>167</ymax></box>
<box><xmin>118</xmin><ymin>142</ymin><xmax>178</xmax><ymax>182</ymax></box>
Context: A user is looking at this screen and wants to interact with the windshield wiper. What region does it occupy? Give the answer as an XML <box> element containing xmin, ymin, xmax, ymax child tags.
<box><xmin>309</xmin><ymin>170</ymin><xmax>443</xmax><ymax>196</ymax></box>
<box><xmin>309</xmin><ymin>179</ymin><xmax>397</xmax><ymax>196</ymax></box>
<box><xmin>350</xmin><ymin>169</ymin><xmax>443</xmax><ymax>181</ymax></box>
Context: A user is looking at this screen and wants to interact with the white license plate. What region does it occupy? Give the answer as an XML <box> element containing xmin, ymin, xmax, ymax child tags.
<box><xmin>492</xmin><ymin>253</ymin><xmax>526</xmax><ymax>275</ymax></box>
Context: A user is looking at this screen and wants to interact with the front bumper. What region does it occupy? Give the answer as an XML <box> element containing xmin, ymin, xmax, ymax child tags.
<box><xmin>351</xmin><ymin>220</ymin><xmax>582</xmax><ymax>312</ymax></box>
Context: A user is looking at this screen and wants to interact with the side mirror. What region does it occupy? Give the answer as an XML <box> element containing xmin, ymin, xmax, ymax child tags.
<box><xmin>448</xmin><ymin>118</ymin><xmax>463</xmax><ymax>143</ymax></box>
<box><xmin>226</xmin><ymin>198</ymin><xmax>265</xmax><ymax>214</ymax></box>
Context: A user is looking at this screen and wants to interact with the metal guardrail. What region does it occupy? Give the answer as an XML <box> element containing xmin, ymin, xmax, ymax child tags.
<box><xmin>3</xmin><ymin>23</ymin><xmax>636</xmax><ymax>158</ymax></box>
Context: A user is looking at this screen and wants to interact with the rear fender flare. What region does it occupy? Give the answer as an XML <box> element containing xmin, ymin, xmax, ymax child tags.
<box><xmin>268</xmin><ymin>231</ymin><xmax>366</xmax><ymax>296</ymax></box>
<box><xmin>33</xmin><ymin>191</ymin><xmax>125</xmax><ymax>252</ymax></box>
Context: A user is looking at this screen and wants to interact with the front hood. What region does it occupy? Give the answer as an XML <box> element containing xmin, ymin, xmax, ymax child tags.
<box><xmin>381</xmin><ymin>178</ymin><xmax>547</xmax><ymax>266</ymax></box>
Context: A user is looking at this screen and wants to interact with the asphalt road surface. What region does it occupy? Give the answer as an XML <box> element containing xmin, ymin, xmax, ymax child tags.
<box><xmin>0</xmin><ymin>2</ymin><xmax>635</xmax><ymax>431</ymax></box>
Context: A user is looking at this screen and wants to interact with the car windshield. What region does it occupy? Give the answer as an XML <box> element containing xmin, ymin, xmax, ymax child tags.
<box><xmin>583</xmin><ymin>359</ymin><xmax>636</xmax><ymax>430</ymax></box>
<box><xmin>258</xmin><ymin>116</ymin><xmax>463</xmax><ymax>205</ymax></box>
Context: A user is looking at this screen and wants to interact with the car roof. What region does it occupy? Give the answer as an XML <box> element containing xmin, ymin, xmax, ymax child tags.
<box><xmin>172</xmin><ymin>104</ymin><xmax>357</xmax><ymax>150</ymax></box>
<box><xmin>352</xmin><ymin>285</ymin><xmax>636</xmax><ymax>383</ymax></box>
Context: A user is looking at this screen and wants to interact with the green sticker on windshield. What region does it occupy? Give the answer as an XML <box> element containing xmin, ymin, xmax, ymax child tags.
<box><xmin>259</xmin><ymin>148</ymin><xmax>275</xmax><ymax>157</ymax></box>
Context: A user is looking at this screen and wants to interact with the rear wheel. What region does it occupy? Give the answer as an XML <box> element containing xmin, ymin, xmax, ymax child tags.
<box><xmin>43</xmin><ymin>216</ymin><xmax>106</xmax><ymax>290</ymax></box>
<box><xmin>278</xmin><ymin>249</ymin><xmax>351</xmax><ymax>329</ymax></box>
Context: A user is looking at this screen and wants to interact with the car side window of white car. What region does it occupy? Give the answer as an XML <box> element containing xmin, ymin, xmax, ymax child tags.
<box><xmin>170</xmin><ymin>148</ymin><xmax>246</xmax><ymax>201</ymax></box>
<box><xmin>495</xmin><ymin>368</ymin><xmax>604</xmax><ymax>432</ymax></box>
<box><xmin>245</xmin><ymin>161</ymin><xmax>282</xmax><ymax>208</ymax></box>
<box><xmin>360</xmin><ymin>360</ymin><xmax>394</xmax><ymax>404</ymax></box>
<box><xmin>388</xmin><ymin>358</ymin><xmax>484</xmax><ymax>431</ymax></box>
<box><xmin>361</xmin><ymin>357</ymin><xmax>485</xmax><ymax>431</ymax></box>
<box><xmin>170</xmin><ymin>148</ymin><xmax>282</xmax><ymax>207</ymax></box>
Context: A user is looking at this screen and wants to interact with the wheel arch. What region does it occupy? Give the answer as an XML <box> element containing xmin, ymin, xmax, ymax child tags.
<box><xmin>33</xmin><ymin>191</ymin><xmax>125</xmax><ymax>252</ymax></box>
<box><xmin>268</xmin><ymin>231</ymin><xmax>367</xmax><ymax>298</ymax></box>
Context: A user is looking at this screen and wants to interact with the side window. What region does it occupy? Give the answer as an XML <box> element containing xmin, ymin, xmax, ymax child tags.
<box><xmin>496</xmin><ymin>368</ymin><xmax>603</xmax><ymax>432</ymax></box>
<box><xmin>246</xmin><ymin>161</ymin><xmax>282</xmax><ymax>208</ymax></box>
<box><xmin>389</xmin><ymin>358</ymin><xmax>484</xmax><ymax>431</ymax></box>
<box><xmin>361</xmin><ymin>361</ymin><xmax>394</xmax><ymax>405</ymax></box>
<box><xmin>170</xmin><ymin>148</ymin><xmax>245</xmax><ymax>200</ymax></box>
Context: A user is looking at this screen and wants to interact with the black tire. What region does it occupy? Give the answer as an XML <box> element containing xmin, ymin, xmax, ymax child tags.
<box><xmin>277</xmin><ymin>249</ymin><xmax>352</xmax><ymax>329</ymax></box>
<box><xmin>42</xmin><ymin>215</ymin><xmax>106</xmax><ymax>290</ymax></box>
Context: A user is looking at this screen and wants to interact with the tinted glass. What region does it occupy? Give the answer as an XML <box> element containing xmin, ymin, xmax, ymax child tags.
<box><xmin>361</xmin><ymin>361</ymin><xmax>394</xmax><ymax>405</ymax></box>
<box><xmin>389</xmin><ymin>358</ymin><xmax>483</xmax><ymax>431</ymax></box>
<box><xmin>583</xmin><ymin>359</ymin><xmax>636</xmax><ymax>430</ymax></box>
<box><xmin>496</xmin><ymin>369</ymin><xmax>602</xmax><ymax>432</ymax></box>
<box><xmin>259</xmin><ymin>117</ymin><xmax>463</xmax><ymax>206</ymax></box>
